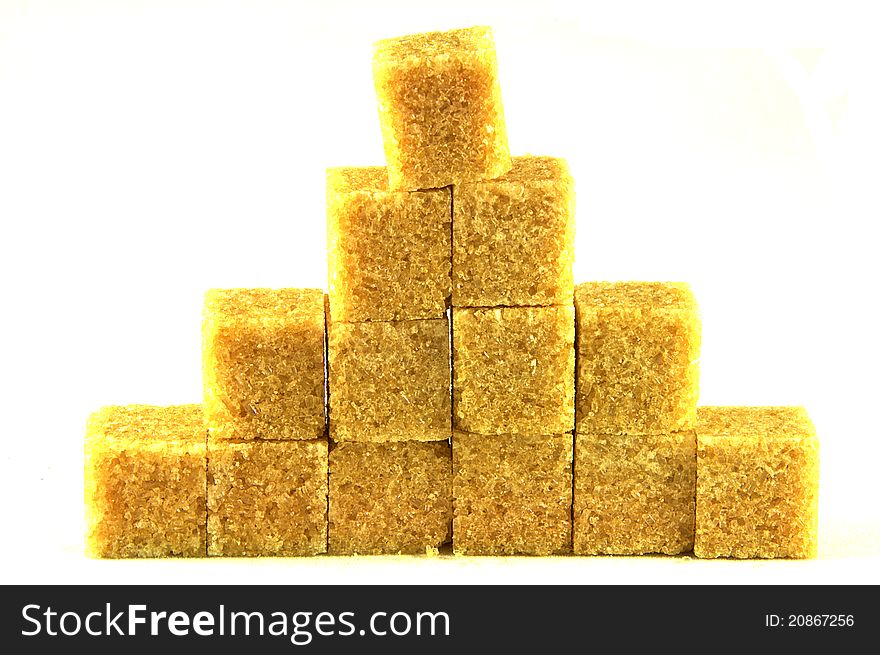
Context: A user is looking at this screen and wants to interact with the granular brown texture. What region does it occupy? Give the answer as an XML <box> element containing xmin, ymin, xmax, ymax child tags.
<box><xmin>453</xmin><ymin>431</ymin><xmax>572</xmax><ymax>555</ymax></box>
<box><xmin>207</xmin><ymin>439</ymin><xmax>328</xmax><ymax>556</ymax></box>
<box><xmin>84</xmin><ymin>405</ymin><xmax>207</xmax><ymax>558</ymax></box>
<box><xmin>329</xmin><ymin>317</ymin><xmax>450</xmax><ymax>441</ymax></box>
<box><xmin>203</xmin><ymin>288</ymin><xmax>325</xmax><ymax>441</ymax></box>
<box><xmin>573</xmin><ymin>431</ymin><xmax>696</xmax><ymax>555</ymax></box>
<box><xmin>453</xmin><ymin>305</ymin><xmax>574</xmax><ymax>435</ymax></box>
<box><xmin>373</xmin><ymin>26</ymin><xmax>511</xmax><ymax>191</ymax></box>
<box><xmin>327</xmin><ymin>167</ymin><xmax>451</xmax><ymax>321</ymax></box>
<box><xmin>329</xmin><ymin>441</ymin><xmax>452</xmax><ymax>554</ymax></box>
<box><xmin>575</xmin><ymin>282</ymin><xmax>700</xmax><ymax>435</ymax></box>
<box><xmin>695</xmin><ymin>406</ymin><xmax>819</xmax><ymax>559</ymax></box>
<box><xmin>453</xmin><ymin>156</ymin><xmax>575</xmax><ymax>307</ymax></box>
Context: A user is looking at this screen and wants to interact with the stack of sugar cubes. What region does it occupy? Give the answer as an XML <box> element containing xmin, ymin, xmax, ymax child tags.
<box><xmin>84</xmin><ymin>26</ymin><xmax>819</xmax><ymax>560</ymax></box>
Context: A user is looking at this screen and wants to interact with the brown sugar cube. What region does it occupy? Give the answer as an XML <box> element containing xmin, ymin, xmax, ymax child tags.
<box><xmin>575</xmin><ymin>282</ymin><xmax>701</xmax><ymax>435</ymax></box>
<box><xmin>453</xmin><ymin>431</ymin><xmax>572</xmax><ymax>555</ymax></box>
<box><xmin>695</xmin><ymin>406</ymin><xmax>819</xmax><ymax>559</ymax></box>
<box><xmin>207</xmin><ymin>439</ymin><xmax>328</xmax><ymax>556</ymax></box>
<box><xmin>373</xmin><ymin>26</ymin><xmax>511</xmax><ymax>191</ymax></box>
<box><xmin>84</xmin><ymin>405</ymin><xmax>206</xmax><ymax>558</ymax></box>
<box><xmin>328</xmin><ymin>317</ymin><xmax>450</xmax><ymax>442</ymax></box>
<box><xmin>453</xmin><ymin>156</ymin><xmax>575</xmax><ymax>307</ymax></box>
<box><xmin>573</xmin><ymin>431</ymin><xmax>696</xmax><ymax>555</ymax></box>
<box><xmin>453</xmin><ymin>305</ymin><xmax>574</xmax><ymax>435</ymax></box>
<box><xmin>327</xmin><ymin>167</ymin><xmax>451</xmax><ymax>322</ymax></box>
<box><xmin>203</xmin><ymin>288</ymin><xmax>325</xmax><ymax>441</ymax></box>
<box><xmin>329</xmin><ymin>441</ymin><xmax>452</xmax><ymax>555</ymax></box>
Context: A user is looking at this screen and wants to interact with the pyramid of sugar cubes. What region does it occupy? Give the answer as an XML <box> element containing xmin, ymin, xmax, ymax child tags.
<box><xmin>84</xmin><ymin>26</ymin><xmax>819</xmax><ymax>559</ymax></box>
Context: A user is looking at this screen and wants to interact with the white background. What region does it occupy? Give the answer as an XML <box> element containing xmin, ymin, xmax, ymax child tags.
<box><xmin>1</xmin><ymin>0</ymin><xmax>878</xmax><ymax>584</ymax></box>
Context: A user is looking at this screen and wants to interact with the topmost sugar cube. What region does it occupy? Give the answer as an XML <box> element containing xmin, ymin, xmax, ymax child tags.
<box><xmin>373</xmin><ymin>26</ymin><xmax>511</xmax><ymax>191</ymax></box>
